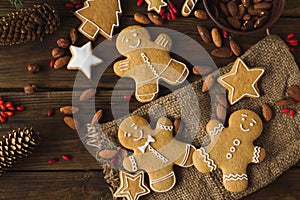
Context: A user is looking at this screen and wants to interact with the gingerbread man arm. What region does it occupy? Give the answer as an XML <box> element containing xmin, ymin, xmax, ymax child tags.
<box><xmin>123</xmin><ymin>155</ymin><xmax>139</xmax><ymax>172</ymax></box>
<box><xmin>154</xmin><ymin>117</ymin><xmax>174</xmax><ymax>134</ymax></box>
<box><xmin>113</xmin><ymin>58</ymin><xmax>132</xmax><ymax>77</ymax></box>
<box><xmin>206</xmin><ymin>119</ymin><xmax>225</xmax><ymax>138</ymax></box>
<box><xmin>251</xmin><ymin>146</ymin><xmax>266</xmax><ymax>164</ymax></box>
<box><xmin>155</xmin><ymin>33</ymin><xmax>172</xmax><ymax>51</ymax></box>
<box><xmin>192</xmin><ymin>147</ymin><xmax>218</xmax><ymax>173</ymax></box>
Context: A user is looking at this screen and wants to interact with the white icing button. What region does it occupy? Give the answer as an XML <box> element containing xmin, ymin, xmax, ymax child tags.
<box><xmin>233</xmin><ymin>139</ymin><xmax>241</xmax><ymax>146</ymax></box>
<box><xmin>125</xmin><ymin>38</ymin><xmax>129</xmax><ymax>43</ymax></box>
<box><xmin>133</xmin><ymin>33</ymin><xmax>138</xmax><ymax>37</ymax></box>
<box><xmin>133</xmin><ymin>126</ymin><xmax>138</xmax><ymax>130</ymax></box>
<box><xmin>242</xmin><ymin>118</ymin><xmax>246</xmax><ymax>121</ymax></box>
<box><xmin>230</xmin><ymin>146</ymin><xmax>236</xmax><ymax>152</ymax></box>
<box><xmin>226</xmin><ymin>153</ymin><xmax>232</xmax><ymax>159</ymax></box>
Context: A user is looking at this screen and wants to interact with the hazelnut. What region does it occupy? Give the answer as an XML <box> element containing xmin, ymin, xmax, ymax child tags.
<box><xmin>27</xmin><ymin>64</ymin><xmax>40</xmax><ymax>74</ymax></box>
<box><xmin>24</xmin><ymin>84</ymin><xmax>37</xmax><ymax>95</ymax></box>
<box><xmin>51</xmin><ymin>48</ymin><xmax>65</xmax><ymax>58</ymax></box>
<box><xmin>56</xmin><ymin>38</ymin><xmax>70</xmax><ymax>49</ymax></box>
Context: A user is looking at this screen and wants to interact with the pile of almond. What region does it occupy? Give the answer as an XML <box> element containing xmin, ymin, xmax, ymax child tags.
<box><xmin>212</xmin><ymin>0</ymin><xmax>272</xmax><ymax>31</ymax></box>
<box><xmin>197</xmin><ymin>25</ymin><xmax>242</xmax><ymax>58</ymax></box>
<box><xmin>50</xmin><ymin>28</ymin><xmax>79</xmax><ymax>69</ymax></box>
<box><xmin>134</xmin><ymin>12</ymin><xmax>163</xmax><ymax>25</ymax></box>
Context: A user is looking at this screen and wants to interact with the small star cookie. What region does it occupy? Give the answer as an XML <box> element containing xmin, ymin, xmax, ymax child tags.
<box><xmin>145</xmin><ymin>0</ymin><xmax>167</xmax><ymax>14</ymax></box>
<box><xmin>114</xmin><ymin>171</ymin><xmax>151</xmax><ymax>200</ymax></box>
<box><xmin>67</xmin><ymin>42</ymin><xmax>103</xmax><ymax>79</ymax></box>
<box><xmin>218</xmin><ymin>58</ymin><xmax>265</xmax><ymax>105</ymax></box>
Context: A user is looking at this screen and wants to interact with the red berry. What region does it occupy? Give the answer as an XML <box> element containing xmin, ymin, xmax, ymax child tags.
<box><xmin>290</xmin><ymin>47</ymin><xmax>295</xmax><ymax>53</ymax></box>
<box><xmin>137</xmin><ymin>0</ymin><xmax>143</xmax><ymax>6</ymax></box>
<box><xmin>5</xmin><ymin>112</ymin><xmax>13</xmax><ymax>117</ymax></box>
<box><xmin>1</xmin><ymin>112</ymin><xmax>8</xmax><ymax>118</ymax></box>
<box><xmin>5</xmin><ymin>102</ymin><xmax>13</xmax><ymax>107</ymax></box>
<box><xmin>66</xmin><ymin>3</ymin><xmax>74</xmax><ymax>8</ymax></box>
<box><xmin>48</xmin><ymin>109</ymin><xmax>55</xmax><ymax>117</ymax></box>
<box><xmin>48</xmin><ymin>159</ymin><xmax>57</xmax><ymax>164</ymax></box>
<box><xmin>290</xmin><ymin>109</ymin><xmax>295</xmax><ymax>116</ymax></box>
<box><xmin>167</xmin><ymin>12</ymin><xmax>171</xmax><ymax>20</ymax></box>
<box><xmin>171</xmin><ymin>7</ymin><xmax>178</xmax><ymax>14</ymax></box>
<box><xmin>7</xmin><ymin>106</ymin><xmax>15</xmax><ymax>111</ymax></box>
<box><xmin>123</xmin><ymin>95</ymin><xmax>131</xmax><ymax>100</ymax></box>
<box><xmin>287</xmin><ymin>33</ymin><xmax>295</xmax><ymax>39</ymax></box>
<box><xmin>169</xmin><ymin>2</ymin><xmax>174</xmax><ymax>9</ymax></box>
<box><xmin>160</xmin><ymin>8</ymin><xmax>165</xmax><ymax>15</ymax></box>
<box><xmin>0</xmin><ymin>100</ymin><xmax>3</xmax><ymax>105</ymax></box>
<box><xmin>75</xmin><ymin>3</ymin><xmax>83</xmax><ymax>9</ymax></box>
<box><xmin>281</xmin><ymin>108</ymin><xmax>289</xmax><ymax>113</ymax></box>
<box><xmin>222</xmin><ymin>30</ymin><xmax>229</xmax><ymax>38</ymax></box>
<box><xmin>0</xmin><ymin>105</ymin><xmax>5</xmax><ymax>111</ymax></box>
<box><xmin>50</xmin><ymin>60</ymin><xmax>55</xmax><ymax>68</ymax></box>
<box><xmin>171</xmin><ymin>13</ymin><xmax>176</xmax><ymax>20</ymax></box>
<box><xmin>16</xmin><ymin>106</ymin><xmax>25</xmax><ymax>111</ymax></box>
<box><xmin>110</xmin><ymin>157</ymin><xmax>117</xmax><ymax>164</ymax></box>
<box><xmin>292</xmin><ymin>98</ymin><xmax>300</xmax><ymax>103</ymax></box>
<box><xmin>62</xmin><ymin>155</ymin><xmax>71</xmax><ymax>161</ymax></box>
<box><xmin>0</xmin><ymin>116</ymin><xmax>5</xmax><ymax>123</ymax></box>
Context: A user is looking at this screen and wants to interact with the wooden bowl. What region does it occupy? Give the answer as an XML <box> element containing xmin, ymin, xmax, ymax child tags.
<box><xmin>203</xmin><ymin>0</ymin><xmax>286</xmax><ymax>35</ymax></box>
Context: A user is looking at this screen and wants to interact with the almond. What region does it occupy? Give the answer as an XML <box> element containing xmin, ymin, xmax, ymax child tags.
<box><xmin>197</xmin><ymin>25</ymin><xmax>211</xmax><ymax>43</ymax></box>
<box><xmin>54</xmin><ymin>56</ymin><xmax>70</xmax><ymax>69</ymax></box>
<box><xmin>211</xmin><ymin>28</ymin><xmax>222</xmax><ymax>47</ymax></box>
<box><xmin>229</xmin><ymin>39</ymin><xmax>241</xmax><ymax>56</ymax></box>
<box><xmin>194</xmin><ymin>9</ymin><xmax>209</xmax><ymax>19</ymax></box>
<box><xmin>253</xmin><ymin>2</ymin><xmax>272</xmax><ymax>10</ymax></box>
<box><xmin>202</xmin><ymin>74</ymin><xmax>215</xmax><ymax>92</ymax></box>
<box><xmin>211</xmin><ymin>47</ymin><xmax>233</xmax><ymax>58</ymax></box>
<box><xmin>52</xmin><ymin>48</ymin><xmax>65</xmax><ymax>58</ymax></box>
<box><xmin>216</xmin><ymin>104</ymin><xmax>227</xmax><ymax>120</ymax></box>
<box><xmin>242</xmin><ymin>0</ymin><xmax>251</xmax><ymax>7</ymax></box>
<box><xmin>60</xmin><ymin>106</ymin><xmax>79</xmax><ymax>115</ymax></box>
<box><xmin>98</xmin><ymin>149</ymin><xmax>118</xmax><ymax>159</ymax></box>
<box><xmin>288</xmin><ymin>85</ymin><xmax>300</xmax><ymax>101</ymax></box>
<box><xmin>70</xmin><ymin>28</ymin><xmax>78</xmax><ymax>45</ymax></box>
<box><xmin>227</xmin><ymin>1</ymin><xmax>238</xmax><ymax>16</ymax></box>
<box><xmin>80</xmin><ymin>88</ymin><xmax>96</xmax><ymax>101</ymax></box>
<box><xmin>227</xmin><ymin>17</ymin><xmax>241</xmax><ymax>29</ymax></box>
<box><xmin>63</xmin><ymin>116</ymin><xmax>79</xmax><ymax>130</ymax></box>
<box><xmin>174</xmin><ymin>118</ymin><xmax>183</xmax><ymax>134</ymax></box>
<box><xmin>192</xmin><ymin>66</ymin><xmax>213</xmax><ymax>76</ymax></box>
<box><xmin>216</xmin><ymin>94</ymin><xmax>229</xmax><ymax>108</ymax></box>
<box><xmin>57</xmin><ymin>38</ymin><xmax>70</xmax><ymax>49</ymax></box>
<box><xmin>275</xmin><ymin>99</ymin><xmax>294</xmax><ymax>107</ymax></box>
<box><xmin>147</xmin><ymin>12</ymin><xmax>163</xmax><ymax>25</ymax></box>
<box><xmin>262</xmin><ymin>104</ymin><xmax>272</xmax><ymax>122</ymax></box>
<box><xmin>235</xmin><ymin>4</ymin><xmax>246</xmax><ymax>20</ymax></box>
<box><xmin>219</xmin><ymin>3</ymin><xmax>230</xmax><ymax>17</ymax></box>
<box><xmin>134</xmin><ymin>12</ymin><xmax>151</xmax><ymax>24</ymax></box>
<box><xmin>91</xmin><ymin>109</ymin><xmax>103</xmax><ymax>124</ymax></box>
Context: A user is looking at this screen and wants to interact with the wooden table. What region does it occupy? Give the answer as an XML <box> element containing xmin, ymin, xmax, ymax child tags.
<box><xmin>0</xmin><ymin>0</ymin><xmax>299</xmax><ymax>199</ymax></box>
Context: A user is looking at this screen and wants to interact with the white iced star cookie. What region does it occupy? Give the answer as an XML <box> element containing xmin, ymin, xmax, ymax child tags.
<box><xmin>145</xmin><ymin>0</ymin><xmax>167</xmax><ymax>14</ymax></box>
<box><xmin>67</xmin><ymin>41</ymin><xmax>103</xmax><ymax>79</ymax></box>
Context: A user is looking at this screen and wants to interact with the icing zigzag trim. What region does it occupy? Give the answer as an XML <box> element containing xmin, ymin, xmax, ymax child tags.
<box><xmin>223</xmin><ymin>174</ymin><xmax>248</xmax><ymax>182</ymax></box>
<box><xmin>252</xmin><ymin>146</ymin><xmax>261</xmax><ymax>163</ymax></box>
<box><xmin>199</xmin><ymin>147</ymin><xmax>217</xmax><ymax>171</ymax></box>
<box><xmin>209</xmin><ymin>124</ymin><xmax>224</xmax><ymax>136</ymax></box>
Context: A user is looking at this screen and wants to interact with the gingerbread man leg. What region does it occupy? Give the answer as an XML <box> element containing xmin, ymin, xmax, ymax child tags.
<box><xmin>148</xmin><ymin>165</ymin><xmax>176</xmax><ymax>192</ymax></box>
<box><xmin>136</xmin><ymin>79</ymin><xmax>159</xmax><ymax>103</ymax></box>
<box><xmin>160</xmin><ymin>59</ymin><xmax>189</xmax><ymax>85</ymax></box>
<box><xmin>175</xmin><ymin>144</ymin><xmax>195</xmax><ymax>167</ymax></box>
<box><xmin>222</xmin><ymin>168</ymin><xmax>249</xmax><ymax>192</ymax></box>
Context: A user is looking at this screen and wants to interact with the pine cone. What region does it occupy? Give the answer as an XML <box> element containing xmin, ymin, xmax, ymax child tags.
<box><xmin>0</xmin><ymin>127</ymin><xmax>40</xmax><ymax>175</ymax></box>
<box><xmin>0</xmin><ymin>3</ymin><xmax>60</xmax><ymax>45</ymax></box>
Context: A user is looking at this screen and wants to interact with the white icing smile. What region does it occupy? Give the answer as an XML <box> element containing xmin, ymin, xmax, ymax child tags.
<box><xmin>134</xmin><ymin>130</ymin><xmax>144</xmax><ymax>141</ymax></box>
<box><xmin>129</xmin><ymin>39</ymin><xmax>141</xmax><ymax>49</ymax></box>
<box><xmin>240</xmin><ymin>124</ymin><xmax>250</xmax><ymax>132</ymax></box>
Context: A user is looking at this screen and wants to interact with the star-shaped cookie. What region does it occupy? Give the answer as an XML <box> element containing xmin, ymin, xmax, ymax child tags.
<box><xmin>67</xmin><ymin>42</ymin><xmax>103</xmax><ymax>79</ymax></box>
<box><xmin>114</xmin><ymin>171</ymin><xmax>150</xmax><ymax>200</ymax></box>
<box><xmin>145</xmin><ymin>0</ymin><xmax>167</xmax><ymax>13</ymax></box>
<box><xmin>217</xmin><ymin>58</ymin><xmax>265</xmax><ymax>105</ymax></box>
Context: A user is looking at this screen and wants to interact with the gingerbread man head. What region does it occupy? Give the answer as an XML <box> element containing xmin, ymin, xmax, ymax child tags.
<box><xmin>116</xmin><ymin>26</ymin><xmax>151</xmax><ymax>55</ymax></box>
<box><xmin>193</xmin><ymin>109</ymin><xmax>266</xmax><ymax>192</ymax></box>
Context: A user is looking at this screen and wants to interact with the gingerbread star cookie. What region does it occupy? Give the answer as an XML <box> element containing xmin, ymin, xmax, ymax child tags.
<box><xmin>114</xmin><ymin>171</ymin><xmax>150</xmax><ymax>200</ymax></box>
<box><xmin>192</xmin><ymin>109</ymin><xmax>266</xmax><ymax>192</ymax></box>
<box><xmin>67</xmin><ymin>42</ymin><xmax>103</xmax><ymax>79</ymax></box>
<box><xmin>74</xmin><ymin>0</ymin><xmax>122</xmax><ymax>40</ymax></box>
<box><xmin>145</xmin><ymin>0</ymin><xmax>167</xmax><ymax>13</ymax></box>
<box><xmin>118</xmin><ymin>116</ymin><xmax>195</xmax><ymax>192</ymax></box>
<box><xmin>218</xmin><ymin>58</ymin><xmax>265</xmax><ymax>105</ymax></box>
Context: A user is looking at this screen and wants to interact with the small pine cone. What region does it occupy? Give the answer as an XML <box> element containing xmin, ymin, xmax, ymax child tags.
<box><xmin>0</xmin><ymin>3</ymin><xmax>60</xmax><ymax>45</ymax></box>
<box><xmin>0</xmin><ymin>128</ymin><xmax>40</xmax><ymax>175</ymax></box>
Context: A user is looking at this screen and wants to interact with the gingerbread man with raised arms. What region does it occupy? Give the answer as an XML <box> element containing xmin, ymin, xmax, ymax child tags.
<box><xmin>114</xmin><ymin>25</ymin><xmax>189</xmax><ymax>103</ymax></box>
<box><xmin>193</xmin><ymin>109</ymin><xmax>266</xmax><ymax>192</ymax></box>
<box><xmin>118</xmin><ymin>116</ymin><xmax>195</xmax><ymax>192</ymax></box>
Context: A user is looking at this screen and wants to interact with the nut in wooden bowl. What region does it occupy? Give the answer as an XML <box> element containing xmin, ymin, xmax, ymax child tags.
<box><xmin>203</xmin><ymin>0</ymin><xmax>285</xmax><ymax>35</ymax></box>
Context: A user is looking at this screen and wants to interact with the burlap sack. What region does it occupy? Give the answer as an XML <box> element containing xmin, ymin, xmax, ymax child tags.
<box><xmin>86</xmin><ymin>35</ymin><xmax>300</xmax><ymax>199</ymax></box>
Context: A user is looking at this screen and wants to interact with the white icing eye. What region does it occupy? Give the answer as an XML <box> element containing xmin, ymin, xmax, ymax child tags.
<box><xmin>133</xmin><ymin>126</ymin><xmax>138</xmax><ymax>130</ymax></box>
<box><xmin>125</xmin><ymin>38</ymin><xmax>129</xmax><ymax>43</ymax></box>
<box><xmin>250</xmin><ymin>123</ymin><xmax>254</xmax><ymax>127</ymax></box>
<box><xmin>233</xmin><ymin>139</ymin><xmax>241</xmax><ymax>146</ymax></box>
<box><xmin>242</xmin><ymin>118</ymin><xmax>246</xmax><ymax>121</ymax></box>
<box><xmin>230</xmin><ymin>146</ymin><xmax>236</xmax><ymax>152</ymax></box>
<box><xmin>226</xmin><ymin>153</ymin><xmax>232</xmax><ymax>159</ymax></box>
<box><xmin>127</xmin><ymin>133</ymin><xmax>132</xmax><ymax>137</ymax></box>
<box><xmin>133</xmin><ymin>33</ymin><xmax>138</xmax><ymax>37</ymax></box>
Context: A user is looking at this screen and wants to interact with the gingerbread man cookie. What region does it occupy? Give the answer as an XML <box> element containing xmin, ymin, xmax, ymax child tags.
<box><xmin>114</xmin><ymin>26</ymin><xmax>189</xmax><ymax>103</ymax></box>
<box><xmin>118</xmin><ymin>116</ymin><xmax>195</xmax><ymax>192</ymax></box>
<box><xmin>192</xmin><ymin>109</ymin><xmax>266</xmax><ymax>192</ymax></box>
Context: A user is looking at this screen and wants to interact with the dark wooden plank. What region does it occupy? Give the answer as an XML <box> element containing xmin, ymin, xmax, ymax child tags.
<box><xmin>0</xmin><ymin>17</ymin><xmax>299</xmax><ymax>89</ymax></box>
<box><xmin>0</xmin><ymin>168</ymin><xmax>299</xmax><ymax>199</ymax></box>
<box><xmin>0</xmin><ymin>171</ymin><xmax>111</xmax><ymax>200</ymax></box>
